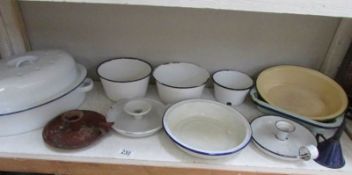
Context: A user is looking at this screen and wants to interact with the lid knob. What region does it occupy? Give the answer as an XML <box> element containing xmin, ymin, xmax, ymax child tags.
<box><xmin>7</xmin><ymin>55</ymin><xmax>38</xmax><ymax>68</ymax></box>
<box><xmin>275</xmin><ymin>120</ymin><xmax>295</xmax><ymax>141</ymax></box>
<box><xmin>123</xmin><ymin>99</ymin><xmax>152</xmax><ymax>119</ymax></box>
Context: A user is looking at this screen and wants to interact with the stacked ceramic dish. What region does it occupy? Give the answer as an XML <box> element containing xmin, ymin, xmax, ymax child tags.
<box><xmin>96</xmin><ymin>58</ymin><xmax>253</xmax><ymax>158</ymax></box>
<box><xmin>0</xmin><ymin>50</ymin><xmax>93</xmax><ymax>136</ymax></box>
<box><xmin>97</xmin><ymin>59</ymin><xmax>211</xmax><ymax>138</ymax></box>
<box><xmin>251</xmin><ymin>65</ymin><xmax>348</xmax><ymax>136</ymax></box>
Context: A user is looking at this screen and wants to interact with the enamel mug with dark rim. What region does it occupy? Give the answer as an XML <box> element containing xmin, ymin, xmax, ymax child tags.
<box><xmin>97</xmin><ymin>57</ymin><xmax>152</xmax><ymax>101</ymax></box>
<box><xmin>212</xmin><ymin>70</ymin><xmax>253</xmax><ymax>106</ymax></box>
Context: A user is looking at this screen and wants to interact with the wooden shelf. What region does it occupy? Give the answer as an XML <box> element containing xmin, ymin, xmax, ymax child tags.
<box><xmin>0</xmin><ymin>82</ymin><xmax>352</xmax><ymax>175</ymax></box>
<box><xmin>22</xmin><ymin>0</ymin><xmax>352</xmax><ymax>18</ymax></box>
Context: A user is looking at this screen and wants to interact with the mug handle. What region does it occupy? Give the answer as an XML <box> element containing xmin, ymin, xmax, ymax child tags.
<box><xmin>316</xmin><ymin>133</ymin><xmax>327</xmax><ymax>143</ymax></box>
<box><xmin>299</xmin><ymin>145</ymin><xmax>319</xmax><ymax>161</ymax></box>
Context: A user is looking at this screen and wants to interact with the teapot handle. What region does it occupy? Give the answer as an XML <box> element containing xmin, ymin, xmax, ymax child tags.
<box><xmin>316</xmin><ymin>133</ymin><xmax>327</xmax><ymax>143</ymax></box>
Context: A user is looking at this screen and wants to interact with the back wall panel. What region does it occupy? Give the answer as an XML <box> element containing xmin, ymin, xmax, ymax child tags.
<box><xmin>20</xmin><ymin>2</ymin><xmax>339</xmax><ymax>79</ymax></box>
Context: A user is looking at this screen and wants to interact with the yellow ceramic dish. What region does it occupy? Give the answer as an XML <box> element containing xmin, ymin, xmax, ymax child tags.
<box><xmin>256</xmin><ymin>65</ymin><xmax>348</xmax><ymax>121</ymax></box>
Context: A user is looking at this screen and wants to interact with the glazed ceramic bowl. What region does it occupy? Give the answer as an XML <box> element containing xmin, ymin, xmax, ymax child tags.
<box><xmin>212</xmin><ymin>70</ymin><xmax>253</xmax><ymax>106</ymax></box>
<box><xmin>163</xmin><ymin>99</ymin><xmax>252</xmax><ymax>159</ymax></box>
<box><xmin>257</xmin><ymin>65</ymin><xmax>348</xmax><ymax>121</ymax></box>
<box><xmin>97</xmin><ymin>57</ymin><xmax>152</xmax><ymax>101</ymax></box>
<box><xmin>153</xmin><ymin>62</ymin><xmax>210</xmax><ymax>104</ymax></box>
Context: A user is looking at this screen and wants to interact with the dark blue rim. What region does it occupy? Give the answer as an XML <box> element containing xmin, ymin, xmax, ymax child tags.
<box><xmin>251</xmin><ymin>91</ymin><xmax>342</xmax><ymax>129</ymax></box>
<box><xmin>0</xmin><ymin>75</ymin><xmax>87</xmax><ymax>116</ymax></box>
<box><xmin>212</xmin><ymin>69</ymin><xmax>254</xmax><ymax>91</ymax></box>
<box><xmin>97</xmin><ymin>57</ymin><xmax>153</xmax><ymax>83</ymax></box>
<box><xmin>153</xmin><ymin>62</ymin><xmax>210</xmax><ymax>89</ymax></box>
<box><xmin>162</xmin><ymin>101</ymin><xmax>252</xmax><ymax>156</ymax></box>
<box><xmin>250</xmin><ymin>115</ymin><xmax>315</xmax><ymax>159</ymax></box>
<box><xmin>252</xmin><ymin>138</ymin><xmax>296</xmax><ymax>159</ymax></box>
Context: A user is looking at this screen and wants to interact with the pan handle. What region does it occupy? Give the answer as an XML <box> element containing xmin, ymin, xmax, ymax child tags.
<box><xmin>79</xmin><ymin>78</ymin><xmax>94</xmax><ymax>92</ymax></box>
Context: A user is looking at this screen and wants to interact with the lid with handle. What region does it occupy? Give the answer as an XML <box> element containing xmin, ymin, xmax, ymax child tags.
<box><xmin>106</xmin><ymin>98</ymin><xmax>166</xmax><ymax>137</ymax></box>
<box><xmin>0</xmin><ymin>50</ymin><xmax>79</xmax><ymax>114</ymax></box>
<box><xmin>251</xmin><ymin>115</ymin><xmax>318</xmax><ymax>161</ymax></box>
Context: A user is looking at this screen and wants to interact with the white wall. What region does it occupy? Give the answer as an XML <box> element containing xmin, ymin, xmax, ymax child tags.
<box><xmin>19</xmin><ymin>2</ymin><xmax>339</xmax><ymax>79</ymax></box>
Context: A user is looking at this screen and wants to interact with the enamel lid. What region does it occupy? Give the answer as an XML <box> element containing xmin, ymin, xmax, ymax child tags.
<box><xmin>107</xmin><ymin>98</ymin><xmax>165</xmax><ymax>137</ymax></box>
<box><xmin>0</xmin><ymin>50</ymin><xmax>79</xmax><ymax>114</ymax></box>
<box><xmin>251</xmin><ymin>115</ymin><xmax>317</xmax><ymax>160</ymax></box>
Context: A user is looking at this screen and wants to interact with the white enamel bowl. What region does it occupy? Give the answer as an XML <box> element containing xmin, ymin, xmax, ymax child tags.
<box><xmin>97</xmin><ymin>58</ymin><xmax>152</xmax><ymax>101</ymax></box>
<box><xmin>153</xmin><ymin>62</ymin><xmax>210</xmax><ymax>104</ymax></box>
<box><xmin>163</xmin><ymin>99</ymin><xmax>252</xmax><ymax>159</ymax></box>
<box><xmin>213</xmin><ymin>70</ymin><xmax>253</xmax><ymax>106</ymax></box>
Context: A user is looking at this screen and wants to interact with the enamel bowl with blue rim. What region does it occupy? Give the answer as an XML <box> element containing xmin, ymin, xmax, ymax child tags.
<box><xmin>163</xmin><ymin>99</ymin><xmax>252</xmax><ymax>159</ymax></box>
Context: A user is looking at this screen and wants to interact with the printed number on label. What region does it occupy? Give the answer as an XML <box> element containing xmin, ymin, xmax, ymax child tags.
<box><xmin>120</xmin><ymin>148</ymin><xmax>132</xmax><ymax>157</ymax></box>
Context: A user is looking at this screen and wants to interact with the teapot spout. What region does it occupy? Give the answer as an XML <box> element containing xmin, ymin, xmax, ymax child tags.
<box><xmin>99</xmin><ymin>122</ymin><xmax>114</xmax><ymax>133</ymax></box>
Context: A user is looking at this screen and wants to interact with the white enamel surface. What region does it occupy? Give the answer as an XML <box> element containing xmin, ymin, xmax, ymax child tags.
<box><xmin>2</xmin><ymin>84</ymin><xmax>352</xmax><ymax>175</ymax></box>
<box><xmin>97</xmin><ymin>59</ymin><xmax>151</xmax><ymax>82</ymax></box>
<box><xmin>163</xmin><ymin>99</ymin><xmax>251</xmax><ymax>158</ymax></box>
<box><xmin>123</xmin><ymin>99</ymin><xmax>152</xmax><ymax>119</ymax></box>
<box><xmin>254</xmin><ymin>104</ymin><xmax>338</xmax><ymax>139</ymax></box>
<box><xmin>101</xmin><ymin>77</ymin><xmax>149</xmax><ymax>101</ymax></box>
<box><xmin>153</xmin><ymin>62</ymin><xmax>209</xmax><ymax>104</ymax></box>
<box><xmin>0</xmin><ymin>50</ymin><xmax>78</xmax><ymax>114</ymax></box>
<box><xmin>156</xmin><ymin>82</ymin><xmax>205</xmax><ymax>104</ymax></box>
<box><xmin>275</xmin><ymin>120</ymin><xmax>296</xmax><ymax>141</ymax></box>
<box><xmin>300</xmin><ymin>145</ymin><xmax>319</xmax><ymax>160</ymax></box>
<box><xmin>251</xmin><ymin>115</ymin><xmax>317</xmax><ymax>161</ymax></box>
<box><xmin>213</xmin><ymin>70</ymin><xmax>253</xmax><ymax>106</ymax></box>
<box><xmin>177</xmin><ymin>145</ymin><xmax>238</xmax><ymax>159</ymax></box>
<box><xmin>0</xmin><ymin>76</ymin><xmax>93</xmax><ymax>136</ymax></box>
<box><xmin>153</xmin><ymin>62</ymin><xmax>209</xmax><ymax>87</ymax></box>
<box><xmin>213</xmin><ymin>70</ymin><xmax>253</xmax><ymax>90</ymax></box>
<box><xmin>107</xmin><ymin>98</ymin><xmax>165</xmax><ymax>138</ymax></box>
<box><xmin>98</xmin><ymin>58</ymin><xmax>151</xmax><ymax>101</ymax></box>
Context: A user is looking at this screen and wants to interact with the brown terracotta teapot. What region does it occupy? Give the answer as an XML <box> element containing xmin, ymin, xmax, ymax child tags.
<box><xmin>43</xmin><ymin>110</ymin><xmax>113</xmax><ymax>149</ymax></box>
